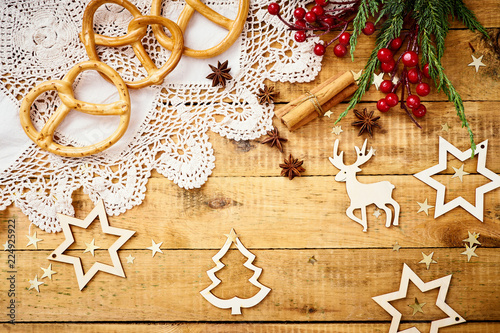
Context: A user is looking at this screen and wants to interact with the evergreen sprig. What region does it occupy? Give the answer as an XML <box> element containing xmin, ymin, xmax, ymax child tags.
<box><xmin>340</xmin><ymin>0</ymin><xmax>489</xmax><ymax>154</ymax></box>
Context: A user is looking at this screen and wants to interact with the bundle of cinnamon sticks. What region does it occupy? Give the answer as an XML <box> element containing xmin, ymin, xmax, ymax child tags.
<box><xmin>275</xmin><ymin>71</ymin><xmax>357</xmax><ymax>131</ymax></box>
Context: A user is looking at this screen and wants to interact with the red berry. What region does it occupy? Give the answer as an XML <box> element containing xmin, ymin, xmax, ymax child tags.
<box><xmin>385</xmin><ymin>93</ymin><xmax>399</xmax><ymax>107</ymax></box>
<box><xmin>402</xmin><ymin>51</ymin><xmax>418</xmax><ymax>67</ymax></box>
<box><xmin>268</xmin><ymin>3</ymin><xmax>280</xmax><ymax>15</ymax></box>
<box><xmin>314</xmin><ymin>43</ymin><xmax>326</xmax><ymax>56</ymax></box>
<box><xmin>412</xmin><ymin>104</ymin><xmax>427</xmax><ymax>118</ymax></box>
<box><xmin>406</xmin><ymin>94</ymin><xmax>421</xmax><ymax>109</ymax></box>
<box><xmin>423</xmin><ymin>63</ymin><xmax>431</xmax><ymax>78</ymax></box>
<box><xmin>407</xmin><ymin>68</ymin><xmax>419</xmax><ymax>84</ymax></box>
<box><xmin>416</xmin><ymin>82</ymin><xmax>430</xmax><ymax>97</ymax></box>
<box><xmin>315</xmin><ymin>0</ymin><xmax>328</xmax><ymax>6</ymax></box>
<box><xmin>322</xmin><ymin>17</ymin><xmax>335</xmax><ymax>27</ymax></box>
<box><xmin>380</xmin><ymin>80</ymin><xmax>393</xmax><ymax>94</ymax></box>
<box><xmin>381</xmin><ymin>59</ymin><xmax>395</xmax><ymax>73</ymax></box>
<box><xmin>377</xmin><ymin>48</ymin><xmax>393</xmax><ymax>63</ymax></box>
<box><xmin>390</xmin><ymin>37</ymin><xmax>403</xmax><ymax>51</ymax></box>
<box><xmin>377</xmin><ymin>98</ymin><xmax>390</xmax><ymax>112</ymax></box>
<box><xmin>293</xmin><ymin>7</ymin><xmax>306</xmax><ymax>20</ymax></box>
<box><xmin>362</xmin><ymin>21</ymin><xmax>375</xmax><ymax>35</ymax></box>
<box><xmin>295</xmin><ymin>19</ymin><xmax>306</xmax><ymax>28</ymax></box>
<box><xmin>294</xmin><ymin>31</ymin><xmax>306</xmax><ymax>43</ymax></box>
<box><xmin>311</xmin><ymin>5</ymin><xmax>324</xmax><ymax>16</ymax></box>
<box><xmin>339</xmin><ymin>32</ymin><xmax>351</xmax><ymax>46</ymax></box>
<box><xmin>333</xmin><ymin>44</ymin><xmax>347</xmax><ymax>57</ymax></box>
<box><xmin>305</xmin><ymin>11</ymin><xmax>317</xmax><ymax>23</ymax></box>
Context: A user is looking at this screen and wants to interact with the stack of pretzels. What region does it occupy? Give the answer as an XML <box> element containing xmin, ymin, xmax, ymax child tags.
<box><xmin>20</xmin><ymin>0</ymin><xmax>249</xmax><ymax>157</ymax></box>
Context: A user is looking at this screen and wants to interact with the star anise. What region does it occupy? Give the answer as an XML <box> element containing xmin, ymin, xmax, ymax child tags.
<box><xmin>206</xmin><ymin>60</ymin><xmax>232</xmax><ymax>88</ymax></box>
<box><xmin>279</xmin><ymin>154</ymin><xmax>305</xmax><ymax>180</ymax></box>
<box><xmin>351</xmin><ymin>108</ymin><xmax>381</xmax><ymax>137</ymax></box>
<box><xmin>257</xmin><ymin>85</ymin><xmax>279</xmax><ymax>105</ymax></box>
<box><xmin>261</xmin><ymin>126</ymin><xmax>287</xmax><ymax>152</ymax></box>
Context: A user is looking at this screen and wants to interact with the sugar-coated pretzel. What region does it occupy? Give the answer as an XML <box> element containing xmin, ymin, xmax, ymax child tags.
<box><xmin>81</xmin><ymin>0</ymin><xmax>184</xmax><ymax>89</ymax></box>
<box><xmin>151</xmin><ymin>0</ymin><xmax>249</xmax><ymax>59</ymax></box>
<box><xmin>19</xmin><ymin>61</ymin><xmax>131</xmax><ymax>157</ymax></box>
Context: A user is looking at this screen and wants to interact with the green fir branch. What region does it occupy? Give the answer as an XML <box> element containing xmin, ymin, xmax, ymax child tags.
<box><xmin>451</xmin><ymin>0</ymin><xmax>489</xmax><ymax>38</ymax></box>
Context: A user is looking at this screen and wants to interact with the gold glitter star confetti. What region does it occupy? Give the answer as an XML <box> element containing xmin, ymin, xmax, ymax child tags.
<box><xmin>419</xmin><ymin>252</ymin><xmax>437</xmax><ymax>270</ymax></box>
<box><xmin>451</xmin><ymin>164</ymin><xmax>470</xmax><ymax>182</ymax></box>
<box><xmin>392</xmin><ymin>242</ymin><xmax>401</xmax><ymax>252</ymax></box>
<box><xmin>409</xmin><ymin>297</ymin><xmax>426</xmax><ymax>315</ymax></box>
<box><xmin>461</xmin><ymin>244</ymin><xmax>478</xmax><ymax>262</ymax></box>
<box><xmin>463</xmin><ymin>231</ymin><xmax>481</xmax><ymax>247</ymax></box>
<box><xmin>441</xmin><ymin>123</ymin><xmax>450</xmax><ymax>132</ymax></box>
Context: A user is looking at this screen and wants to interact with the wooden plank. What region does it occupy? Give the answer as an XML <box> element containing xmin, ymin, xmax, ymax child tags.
<box><xmin>209</xmin><ymin>101</ymin><xmax>500</xmax><ymax>177</ymax></box>
<box><xmin>2</xmin><ymin>322</ymin><xmax>500</xmax><ymax>332</ymax></box>
<box><xmin>0</xmin><ymin>248</ymin><xmax>497</xmax><ymax>322</ymax></box>
<box><xmin>1</xmin><ymin>175</ymin><xmax>499</xmax><ymax>250</ymax></box>
<box><xmin>271</xmin><ymin>30</ymin><xmax>500</xmax><ymax>103</ymax></box>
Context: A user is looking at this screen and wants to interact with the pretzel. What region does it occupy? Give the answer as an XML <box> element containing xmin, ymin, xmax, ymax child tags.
<box><xmin>81</xmin><ymin>0</ymin><xmax>184</xmax><ymax>89</ymax></box>
<box><xmin>19</xmin><ymin>61</ymin><xmax>131</xmax><ymax>157</ymax></box>
<box><xmin>151</xmin><ymin>0</ymin><xmax>249</xmax><ymax>59</ymax></box>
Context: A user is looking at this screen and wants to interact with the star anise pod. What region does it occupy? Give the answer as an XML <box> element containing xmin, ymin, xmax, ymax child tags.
<box><xmin>206</xmin><ymin>60</ymin><xmax>232</xmax><ymax>88</ymax></box>
<box><xmin>279</xmin><ymin>154</ymin><xmax>305</xmax><ymax>180</ymax></box>
<box><xmin>257</xmin><ymin>85</ymin><xmax>279</xmax><ymax>105</ymax></box>
<box><xmin>351</xmin><ymin>108</ymin><xmax>381</xmax><ymax>137</ymax></box>
<box><xmin>261</xmin><ymin>126</ymin><xmax>287</xmax><ymax>152</ymax></box>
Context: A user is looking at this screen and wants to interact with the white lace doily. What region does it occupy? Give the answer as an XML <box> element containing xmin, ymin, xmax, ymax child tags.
<box><xmin>0</xmin><ymin>0</ymin><xmax>325</xmax><ymax>232</ymax></box>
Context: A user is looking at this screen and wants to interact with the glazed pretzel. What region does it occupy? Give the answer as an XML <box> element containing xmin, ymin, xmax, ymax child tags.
<box><xmin>151</xmin><ymin>0</ymin><xmax>249</xmax><ymax>59</ymax></box>
<box><xmin>19</xmin><ymin>61</ymin><xmax>131</xmax><ymax>157</ymax></box>
<box><xmin>81</xmin><ymin>0</ymin><xmax>184</xmax><ymax>89</ymax></box>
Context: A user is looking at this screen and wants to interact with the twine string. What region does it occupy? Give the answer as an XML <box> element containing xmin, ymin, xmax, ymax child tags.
<box><xmin>296</xmin><ymin>91</ymin><xmax>324</xmax><ymax>116</ymax></box>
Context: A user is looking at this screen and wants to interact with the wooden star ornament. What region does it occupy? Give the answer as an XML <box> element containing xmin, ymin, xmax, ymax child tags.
<box><xmin>373</xmin><ymin>264</ymin><xmax>466</xmax><ymax>333</ymax></box>
<box><xmin>49</xmin><ymin>199</ymin><xmax>135</xmax><ymax>290</ymax></box>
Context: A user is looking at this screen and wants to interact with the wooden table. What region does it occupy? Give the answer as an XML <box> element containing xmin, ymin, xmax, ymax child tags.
<box><xmin>1</xmin><ymin>0</ymin><xmax>499</xmax><ymax>331</ymax></box>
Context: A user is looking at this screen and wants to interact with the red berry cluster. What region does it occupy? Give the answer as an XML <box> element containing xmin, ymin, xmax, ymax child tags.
<box><xmin>375</xmin><ymin>25</ymin><xmax>432</xmax><ymax>121</ymax></box>
<box><xmin>268</xmin><ymin>1</ymin><xmax>370</xmax><ymax>57</ymax></box>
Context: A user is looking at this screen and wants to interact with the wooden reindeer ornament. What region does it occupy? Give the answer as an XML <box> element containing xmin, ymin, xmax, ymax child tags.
<box><xmin>329</xmin><ymin>139</ymin><xmax>400</xmax><ymax>232</ymax></box>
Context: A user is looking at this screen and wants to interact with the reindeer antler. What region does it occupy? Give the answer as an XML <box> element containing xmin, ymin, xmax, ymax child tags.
<box><xmin>329</xmin><ymin>139</ymin><xmax>346</xmax><ymax>170</ymax></box>
<box><xmin>353</xmin><ymin>139</ymin><xmax>374</xmax><ymax>167</ymax></box>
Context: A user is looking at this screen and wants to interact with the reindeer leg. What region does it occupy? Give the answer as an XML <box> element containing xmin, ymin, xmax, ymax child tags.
<box><xmin>380</xmin><ymin>205</ymin><xmax>392</xmax><ymax>228</ymax></box>
<box><xmin>360</xmin><ymin>206</ymin><xmax>368</xmax><ymax>232</ymax></box>
<box><xmin>346</xmin><ymin>206</ymin><xmax>367</xmax><ymax>232</ymax></box>
<box><xmin>388</xmin><ymin>199</ymin><xmax>400</xmax><ymax>226</ymax></box>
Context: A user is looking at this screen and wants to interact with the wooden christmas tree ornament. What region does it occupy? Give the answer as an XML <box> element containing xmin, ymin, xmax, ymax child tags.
<box><xmin>200</xmin><ymin>229</ymin><xmax>271</xmax><ymax>315</ymax></box>
<box><xmin>275</xmin><ymin>71</ymin><xmax>358</xmax><ymax>131</ymax></box>
<box><xmin>49</xmin><ymin>199</ymin><xmax>135</xmax><ymax>290</ymax></box>
<box><xmin>329</xmin><ymin>139</ymin><xmax>400</xmax><ymax>232</ymax></box>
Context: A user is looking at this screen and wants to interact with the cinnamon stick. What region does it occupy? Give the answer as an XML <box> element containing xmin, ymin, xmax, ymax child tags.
<box><xmin>275</xmin><ymin>71</ymin><xmax>357</xmax><ymax>131</ymax></box>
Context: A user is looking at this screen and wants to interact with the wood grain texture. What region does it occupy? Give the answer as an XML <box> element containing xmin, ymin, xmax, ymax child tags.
<box><xmin>0</xmin><ymin>249</ymin><xmax>498</xmax><ymax>322</ymax></box>
<box><xmin>0</xmin><ymin>0</ymin><xmax>498</xmax><ymax>330</ymax></box>
<box><xmin>2</xmin><ymin>323</ymin><xmax>500</xmax><ymax>333</ymax></box>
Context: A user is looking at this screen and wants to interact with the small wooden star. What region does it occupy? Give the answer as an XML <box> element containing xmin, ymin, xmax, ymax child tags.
<box><xmin>419</xmin><ymin>252</ymin><xmax>437</xmax><ymax>270</ymax></box>
<box><xmin>28</xmin><ymin>275</ymin><xmax>44</xmax><ymax>292</ymax></box>
<box><xmin>308</xmin><ymin>255</ymin><xmax>317</xmax><ymax>265</ymax></box>
<box><xmin>261</xmin><ymin>126</ymin><xmax>287</xmax><ymax>152</ymax></box>
<box><xmin>351</xmin><ymin>70</ymin><xmax>363</xmax><ymax>81</ymax></box>
<box><xmin>279</xmin><ymin>154</ymin><xmax>305</xmax><ymax>180</ymax></box>
<box><xmin>409</xmin><ymin>298</ymin><xmax>426</xmax><ymax>315</ymax></box>
<box><xmin>26</xmin><ymin>232</ymin><xmax>43</xmax><ymax>249</ymax></box>
<box><xmin>147</xmin><ymin>240</ymin><xmax>163</xmax><ymax>257</ymax></box>
<box><xmin>452</xmin><ymin>164</ymin><xmax>469</xmax><ymax>182</ymax></box>
<box><xmin>126</xmin><ymin>255</ymin><xmax>135</xmax><ymax>264</ymax></box>
<box><xmin>331</xmin><ymin>125</ymin><xmax>343</xmax><ymax>135</ymax></box>
<box><xmin>3</xmin><ymin>240</ymin><xmax>9</xmax><ymax>251</ymax></box>
<box><xmin>392</xmin><ymin>242</ymin><xmax>401</xmax><ymax>252</ymax></box>
<box><xmin>373</xmin><ymin>72</ymin><xmax>385</xmax><ymax>90</ymax></box>
<box><xmin>224</xmin><ymin>229</ymin><xmax>238</xmax><ymax>243</ymax></box>
<box><xmin>83</xmin><ymin>239</ymin><xmax>100</xmax><ymax>256</ymax></box>
<box><xmin>324</xmin><ymin>110</ymin><xmax>333</xmax><ymax>118</ymax></box>
<box><xmin>463</xmin><ymin>231</ymin><xmax>481</xmax><ymax>247</ymax></box>
<box><xmin>373</xmin><ymin>209</ymin><xmax>381</xmax><ymax>219</ymax></box>
<box><xmin>461</xmin><ymin>244</ymin><xmax>478</xmax><ymax>262</ymax></box>
<box><xmin>206</xmin><ymin>60</ymin><xmax>232</xmax><ymax>88</ymax></box>
<box><xmin>468</xmin><ymin>54</ymin><xmax>486</xmax><ymax>72</ymax></box>
<box><xmin>352</xmin><ymin>108</ymin><xmax>381</xmax><ymax>137</ymax></box>
<box><xmin>417</xmin><ymin>199</ymin><xmax>434</xmax><ymax>216</ymax></box>
<box><xmin>257</xmin><ymin>85</ymin><xmax>279</xmax><ymax>105</ymax></box>
<box><xmin>441</xmin><ymin>123</ymin><xmax>450</xmax><ymax>132</ymax></box>
<box><xmin>40</xmin><ymin>264</ymin><xmax>57</xmax><ymax>280</ymax></box>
